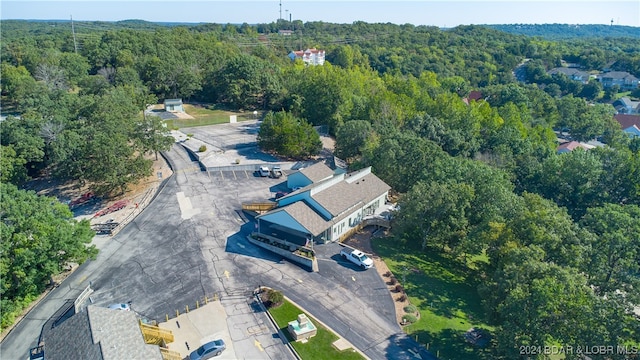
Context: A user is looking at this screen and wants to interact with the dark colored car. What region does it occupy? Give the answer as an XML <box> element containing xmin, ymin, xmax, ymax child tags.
<box><xmin>189</xmin><ymin>339</ymin><xmax>226</xmax><ymax>360</ymax></box>
<box><xmin>275</xmin><ymin>191</ymin><xmax>289</xmax><ymax>199</ymax></box>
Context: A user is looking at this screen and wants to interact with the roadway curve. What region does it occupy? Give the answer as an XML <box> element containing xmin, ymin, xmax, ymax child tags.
<box><xmin>1</xmin><ymin>144</ymin><xmax>433</xmax><ymax>360</ymax></box>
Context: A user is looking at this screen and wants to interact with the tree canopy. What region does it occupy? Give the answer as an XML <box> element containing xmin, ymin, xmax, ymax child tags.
<box><xmin>0</xmin><ymin>183</ymin><xmax>97</xmax><ymax>328</ymax></box>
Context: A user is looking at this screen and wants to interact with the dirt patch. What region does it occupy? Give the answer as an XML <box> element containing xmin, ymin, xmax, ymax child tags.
<box><xmin>24</xmin><ymin>155</ymin><xmax>173</xmax><ymax>229</ymax></box>
<box><xmin>343</xmin><ymin>227</ymin><xmax>416</xmax><ymax>327</ymax></box>
<box><xmin>87</xmin><ymin>156</ymin><xmax>173</xmax><ymax>230</ymax></box>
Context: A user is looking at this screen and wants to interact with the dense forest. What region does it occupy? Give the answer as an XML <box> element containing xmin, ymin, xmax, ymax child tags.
<box><xmin>2</xmin><ymin>19</ymin><xmax>640</xmax><ymax>357</ymax></box>
<box><xmin>489</xmin><ymin>24</ymin><xmax>640</xmax><ymax>39</ymax></box>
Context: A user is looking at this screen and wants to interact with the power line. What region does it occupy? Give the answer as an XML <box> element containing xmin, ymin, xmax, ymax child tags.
<box><xmin>71</xmin><ymin>15</ymin><xmax>78</xmax><ymax>53</ymax></box>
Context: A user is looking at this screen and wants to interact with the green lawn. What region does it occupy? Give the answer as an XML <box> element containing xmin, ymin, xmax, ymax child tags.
<box><xmin>268</xmin><ymin>299</ymin><xmax>364</xmax><ymax>360</ymax></box>
<box><xmin>372</xmin><ymin>239</ymin><xmax>496</xmax><ymax>360</ymax></box>
<box><xmin>164</xmin><ymin>104</ymin><xmax>259</xmax><ymax>128</ymax></box>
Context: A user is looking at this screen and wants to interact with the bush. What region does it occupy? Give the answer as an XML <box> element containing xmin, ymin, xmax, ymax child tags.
<box><xmin>198</xmin><ymin>145</ymin><xmax>207</xmax><ymax>152</ymax></box>
<box><xmin>402</xmin><ymin>314</ymin><xmax>417</xmax><ymax>324</ymax></box>
<box><xmin>403</xmin><ymin>305</ymin><xmax>417</xmax><ymax>313</ymax></box>
<box><xmin>264</xmin><ymin>289</ymin><xmax>284</xmax><ymax>308</ymax></box>
<box><xmin>384</xmin><ymin>271</ymin><xmax>392</xmax><ymax>277</ymax></box>
<box><xmin>395</xmin><ymin>284</ymin><xmax>404</xmax><ymax>293</ymax></box>
<box><xmin>388</xmin><ymin>277</ymin><xmax>397</xmax><ymax>285</ymax></box>
<box><xmin>397</xmin><ymin>294</ymin><xmax>407</xmax><ymax>302</ymax></box>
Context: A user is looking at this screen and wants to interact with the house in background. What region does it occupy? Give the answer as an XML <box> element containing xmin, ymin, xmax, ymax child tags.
<box><xmin>288</xmin><ymin>48</ymin><xmax>325</xmax><ymax>66</ymax></box>
<box><xmin>39</xmin><ymin>305</ymin><xmax>165</xmax><ymax>360</ymax></box>
<box><xmin>557</xmin><ymin>141</ymin><xmax>595</xmax><ymax>154</ymax></box>
<box><xmin>548</xmin><ymin>67</ymin><xmax>591</xmax><ymax>84</ymax></box>
<box><xmin>612</xmin><ymin>97</ymin><xmax>640</xmax><ymax>115</ymax></box>
<box><xmin>462</xmin><ymin>90</ymin><xmax>483</xmax><ymax>105</ymax></box>
<box><xmin>256</xmin><ymin>165</ymin><xmax>390</xmax><ymax>246</ymax></box>
<box><xmin>163</xmin><ymin>98</ymin><xmax>184</xmax><ymax>113</ymax></box>
<box><xmin>614</xmin><ymin>114</ymin><xmax>640</xmax><ymax>138</ymax></box>
<box><xmin>597</xmin><ymin>71</ymin><xmax>640</xmax><ymax>90</ymax></box>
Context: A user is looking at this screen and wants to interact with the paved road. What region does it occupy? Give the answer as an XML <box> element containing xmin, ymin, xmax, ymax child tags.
<box><xmin>1</xmin><ymin>143</ymin><xmax>433</xmax><ymax>360</ymax></box>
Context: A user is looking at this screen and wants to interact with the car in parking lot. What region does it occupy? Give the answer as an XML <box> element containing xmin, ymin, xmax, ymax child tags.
<box><xmin>270</xmin><ymin>166</ymin><xmax>283</xmax><ymax>178</ymax></box>
<box><xmin>189</xmin><ymin>339</ymin><xmax>226</xmax><ymax>359</ymax></box>
<box><xmin>258</xmin><ymin>166</ymin><xmax>270</xmax><ymax>177</ymax></box>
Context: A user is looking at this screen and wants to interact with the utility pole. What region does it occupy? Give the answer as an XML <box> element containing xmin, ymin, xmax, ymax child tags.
<box><xmin>279</xmin><ymin>0</ymin><xmax>282</xmax><ymax>20</ymax></box>
<box><xmin>71</xmin><ymin>15</ymin><xmax>78</xmax><ymax>53</ymax></box>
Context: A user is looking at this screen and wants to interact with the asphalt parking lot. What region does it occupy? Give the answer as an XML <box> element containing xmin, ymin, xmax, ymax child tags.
<box><xmin>1</xmin><ymin>123</ymin><xmax>432</xmax><ymax>360</ymax></box>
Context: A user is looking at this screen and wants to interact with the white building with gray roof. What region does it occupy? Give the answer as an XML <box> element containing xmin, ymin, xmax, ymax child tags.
<box><xmin>257</xmin><ymin>164</ymin><xmax>391</xmax><ymax>245</ymax></box>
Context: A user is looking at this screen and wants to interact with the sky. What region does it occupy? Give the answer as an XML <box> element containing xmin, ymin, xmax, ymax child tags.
<box><xmin>2</xmin><ymin>0</ymin><xmax>639</xmax><ymax>27</ymax></box>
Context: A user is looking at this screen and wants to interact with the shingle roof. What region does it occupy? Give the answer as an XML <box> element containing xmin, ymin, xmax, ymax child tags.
<box><xmin>598</xmin><ymin>71</ymin><xmax>639</xmax><ymax>81</ymax></box>
<box><xmin>615</xmin><ymin>114</ymin><xmax>640</xmax><ymax>130</ymax></box>
<box><xmin>312</xmin><ymin>169</ymin><xmax>390</xmax><ymax>217</ymax></box>
<box><xmin>45</xmin><ymin>306</ymin><xmax>162</xmax><ymax>360</ymax></box>
<box><xmin>163</xmin><ymin>98</ymin><xmax>183</xmax><ymax>105</ymax></box>
<box><xmin>298</xmin><ymin>162</ymin><xmax>334</xmax><ymax>183</ymax></box>
<box><xmin>260</xmin><ymin>167</ymin><xmax>391</xmax><ymax>236</ymax></box>
<box><xmin>278</xmin><ymin>201</ymin><xmax>330</xmax><ymax>236</ymax></box>
<box><xmin>548</xmin><ymin>67</ymin><xmax>588</xmax><ymax>77</ymax></box>
<box><xmin>557</xmin><ymin>141</ymin><xmax>591</xmax><ymax>153</ymax></box>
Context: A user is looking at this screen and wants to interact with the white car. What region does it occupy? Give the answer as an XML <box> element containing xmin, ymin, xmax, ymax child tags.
<box><xmin>258</xmin><ymin>166</ymin><xmax>270</xmax><ymax>177</ymax></box>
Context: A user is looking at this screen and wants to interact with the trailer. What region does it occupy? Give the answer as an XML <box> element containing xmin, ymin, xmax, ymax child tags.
<box><xmin>94</xmin><ymin>200</ymin><xmax>129</xmax><ymax>217</ymax></box>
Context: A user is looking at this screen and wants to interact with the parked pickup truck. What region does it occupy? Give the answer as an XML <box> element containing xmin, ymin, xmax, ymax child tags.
<box><xmin>340</xmin><ymin>247</ymin><xmax>374</xmax><ymax>269</ymax></box>
<box><xmin>270</xmin><ymin>166</ymin><xmax>283</xmax><ymax>178</ymax></box>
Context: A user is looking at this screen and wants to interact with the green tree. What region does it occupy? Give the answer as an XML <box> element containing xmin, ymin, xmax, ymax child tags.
<box><xmin>393</xmin><ymin>181</ymin><xmax>474</xmax><ymax>252</ymax></box>
<box><xmin>334</xmin><ymin>120</ymin><xmax>376</xmax><ymax>161</ymax></box>
<box><xmin>135</xmin><ymin>114</ymin><xmax>174</xmax><ymax>160</ymax></box>
<box><xmin>0</xmin><ymin>183</ymin><xmax>97</xmax><ymax>328</ymax></box>
<box><xmin>212</xmin><ymin>54</ymin><xmax>281</xmax><ymax>110</ymax></box>
<box><xmin>535</xmin><ymin>149</ymin><xmax>604</xmax><ymax>219</ymax></box>
<box><xmin>580</xmin><ymin>204</ymin><xmax>640</xmax><ymax>297</ymax></box>
<box><xmin>368</xmin><ymin>133</ymin><xmax>447</xmax><ymax>193</ymax></box>
<box><xmin>0</xmin><ymin>145</ymin><xmax>28</xmax><ymax>185</ymax></box>
<box><xmin>495</xmin><ymin>261</ymin><xmax>600</xmax><ymax>358</ymax></box>
<box><xmin>257</xmin><ymin>111</ymin><xmax>321</xmax><ymax>158</ymax></box>
<box><xmin>51</xmin><ymin>87</ymin><xmax>153</xmax><ymax>195</ymax></box>
<box><xmin>0</xmin><ymin>113</ymin><xmax>46</xmax><ymax>174</ymax></box>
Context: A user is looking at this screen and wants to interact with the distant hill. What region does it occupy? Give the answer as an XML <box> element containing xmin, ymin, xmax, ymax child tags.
<box><xmin>486</xmin><ymin>24</ymin><xmax>640</xmax><ymax>39</ymax></box>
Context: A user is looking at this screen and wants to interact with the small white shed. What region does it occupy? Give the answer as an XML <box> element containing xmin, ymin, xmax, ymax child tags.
<box><xmin>163</xmin><ymin>99</ymin><xmax>184</xmax><ymax>113</ymax></box>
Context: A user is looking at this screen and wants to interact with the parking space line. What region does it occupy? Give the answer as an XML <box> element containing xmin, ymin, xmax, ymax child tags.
<box><xmin>220</xmin><ymin>171</ymin><xmax>224</xmax><ymax>180</ymax></box>
<box><xmin>233</xmin><ymin>171</ymin><xmax>237</xmax><ymax>180</ymax></box>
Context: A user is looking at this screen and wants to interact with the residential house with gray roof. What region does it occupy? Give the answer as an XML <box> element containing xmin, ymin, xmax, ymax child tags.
<box><xmin>257</xmin><ymin>166</ymin><xmax>390</xmax><ymax>245</ymax></box>
<box><xmin>613</xmin><ymin>97</ymin><xmax>640</xmax><ymax>115</ymax></box>
<box><xmin>42</xmin><ymin>305</ymin><xmax>162</xmax><ymax>360</ymax></box>
<box><xmin>548</xmin><ymin>67</ymin><xmax>591</xmax><ymax>84</ymax></box>
<box><xmin>597</xmin><ymin>71</ymin><xmax>640</xmax><ymax>90</ymax></box>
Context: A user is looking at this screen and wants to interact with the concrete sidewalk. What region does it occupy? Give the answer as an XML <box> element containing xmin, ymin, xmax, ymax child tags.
<box><xmin>159</xmin><ymin>301</ymin><xmax>235</xmax><ymax>359</ymax></box>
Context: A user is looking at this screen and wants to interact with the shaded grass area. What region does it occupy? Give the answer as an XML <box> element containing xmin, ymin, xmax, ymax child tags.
<box><xmin>165</xmin><ymin>104</ymin><xmax>258</xmax><ymax>128</ymax></box>
<box><xmin>268</xmin><ymin>299</ymin><xmax>364</xmax><ymax>360</ymax></box>
<box><xmin>372</xmin><ymin>238</ymin><xmax>497</xmax><ymax>360</ymax></box>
